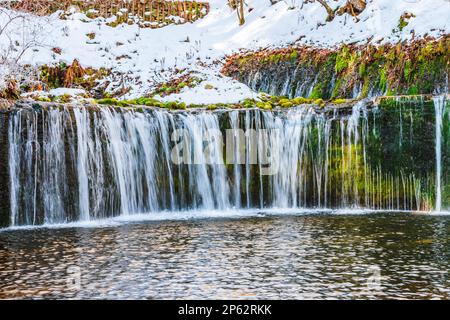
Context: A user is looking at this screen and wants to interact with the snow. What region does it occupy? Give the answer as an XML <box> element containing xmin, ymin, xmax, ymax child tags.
<box><xmin>49</xmin><ymin>88</ymin><xmax>86</xmax><ymax>96</ymax></box>
<box><xmin>158</xmin><ymin>66</ymin><xmax>258</xmax><ymax>104</ymax></box>
<box><xmin>1</xmin><ymin>0</ymin><xmax>450</xmax><ymax>103</ymax></box>
<box><xmin>22</xmin><ymin>88</ymin><xmax>87</xmax><ymax>99</ymax></box>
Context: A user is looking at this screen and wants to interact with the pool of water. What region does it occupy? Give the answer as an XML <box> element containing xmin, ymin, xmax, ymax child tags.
<box><xmin>0</xmin><ymin>211</ymin><xmax>449</xmax><ymax>299</ymax></box>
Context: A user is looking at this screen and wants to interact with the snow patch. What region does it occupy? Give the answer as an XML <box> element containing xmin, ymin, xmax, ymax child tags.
<box><xmin>1</xmin><ymin>0</ymin><xmax>449</xmax><ymax>103</ymax></box>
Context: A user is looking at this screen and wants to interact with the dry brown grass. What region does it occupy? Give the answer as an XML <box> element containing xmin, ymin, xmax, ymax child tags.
<box><xmin>64</xmin><ymin>59</ymin><xmax>86</xmax><ymax>88</ymax></box>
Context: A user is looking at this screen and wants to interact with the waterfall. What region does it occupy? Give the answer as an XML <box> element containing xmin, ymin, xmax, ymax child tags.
<box><xmin>4</xmin><ymin>99</ymin><xmax>445</xmax><ymax>227</ymax></box>
<box><xmin>269</xmin><ymin>107</ymin><xmax>315</xmax><ymax>208</ymax></box>
<box><xmin>434</xmin><ymin>96</ymin><xmax>445</xmax><ymax>212</ymax></box>
<box><xmin>8</xmin><ymin>111</ymin><xmax>22</xmax><ymax>226</ymax></box>
<box><xmin>229</xmin><ymin>111</ymin><xmax>242</xmax><ymax>208</ymax></box>
<box><xmin>73</xmin><ymin>108</ymin><xmax>91</xmax><ymax>221</ymax></box>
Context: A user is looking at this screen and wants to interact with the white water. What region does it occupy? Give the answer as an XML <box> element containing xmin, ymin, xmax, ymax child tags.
<box><xmin>6</xmin><ymin>100</ymin><xmax>445</xmax><ymax>227</ymax></box>
<box><xmin>1</xmin><ymin>208</ymin><xmax>425</xmax><ymax>233</ymax></box>
<box><xmin>434</xmin><ymin>96</ymin><xmax>445</xmax><ymax>212</ymax></box>
<box><xmin>73</xmin><ymin>108</ymin><xmax>91</xmax><ymax>221</ymax></box>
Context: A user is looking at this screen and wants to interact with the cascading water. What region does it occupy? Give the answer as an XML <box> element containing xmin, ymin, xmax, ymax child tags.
<box><xmin>3</xmin><ymin>97</ymin><xmax>447</xmax><ymax>227</ymax></box>
<box><xmin>73</xmin><ymin>108</ymin><xmax>91</xmax><ymax>221</ymax></box>
<box><xmin>434</xmin><ymin>96</ymin><xmax>445</xmax><ymax>212</ymax></box>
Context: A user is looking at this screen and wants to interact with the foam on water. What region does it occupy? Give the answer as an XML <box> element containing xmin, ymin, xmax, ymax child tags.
<box><xmin>1</xmin><ymin>208</ymin><xmax>441</xmax><ymax>232</ymax></box>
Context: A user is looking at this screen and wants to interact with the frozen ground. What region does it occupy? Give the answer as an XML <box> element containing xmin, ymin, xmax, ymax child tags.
<box><xmin>1</xmin><ymin>0</ymin><xmax>450</xmax><ymax>103</ymax></box>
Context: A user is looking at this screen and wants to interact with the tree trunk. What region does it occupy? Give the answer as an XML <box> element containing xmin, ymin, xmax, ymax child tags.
<box><xmin>337</xmin><ymin>0</ymin><xmax>366</xmax><ymax>18</ymax></box>
<box><xmin>237</xmin><ymin>0</ymin><xmax>245</xmax><ymax>26</ymax></box>
<box><xmin>348</xmin><ymin>0</ymin><xmax>366</xmax><ymax>14</ymax></box>
<box><xmin>316</xmin><ymin>0</ymin><xmax>335</xmax><ymax>22</ymax></box>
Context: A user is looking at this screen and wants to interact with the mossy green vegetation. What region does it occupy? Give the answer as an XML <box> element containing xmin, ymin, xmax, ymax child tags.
<box><xmin>96</xmin><ymin>97</ymin><xmax>188</xmax><ymax>109</ymax></box>
<box><xmin>222</xmin><ymin>36</ymin><xmax>449</xmax><ymax>100</ymax></box>
<box><xmin>151</xmin><ymin>75</ymin><xmax>202</xmax><ymax>97</ymax></box>
<box><xmin>93</xmin><ymin>94</ymin><xmax>355</xmax><ymax>110</ymax></box>
<box><xmin>96</xmin><ymin>98</ymin><xmax>131</xmax><ymax>107</ymax></box>
<box><xmin>397</xmin><ymin>12</ymin><xmax>415</xmax><ymax>32</ymax></box>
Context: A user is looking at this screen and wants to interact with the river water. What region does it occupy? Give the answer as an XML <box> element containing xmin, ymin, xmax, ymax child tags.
<box><xmin>1</xmin><ymin>211</ymin><xmax>449</xmax><ymax>299</ymax></box>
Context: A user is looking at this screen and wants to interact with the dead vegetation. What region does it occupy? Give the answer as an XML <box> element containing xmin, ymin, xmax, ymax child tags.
<box><xmin>3</xmin><ymin>0</ymin><xmax>210</xmax><ymax>28</ymax></box>
<box><xmin>305</xmin><ymin>0</ymin><xmax>366</xmax><ymax>22</ymax></box>
<box><xmin>37</xmin><ymin>60</ymin><xmax>110</xmax><ymax>96</ymax></box>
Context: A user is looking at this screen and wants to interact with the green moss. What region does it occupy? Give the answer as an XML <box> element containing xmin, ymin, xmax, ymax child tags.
<box><xmin>313</xmin><ymin>98</ymin><xmax>325</xmax><ymax>107</ymax></box>
<box><xmin>280</xmin><ymin>102</ymin><xmax>293</xmax><ymax>108</ymax></box>
<box><xmin>37</xmin><ymin>96</ymin><xmax>52</xmax><ymax>102</ymax></box>
<box><xmin>127</xmin><ymin>97</ymin><xmax>162</xmax><ymax>107</ymax></box>
<box><xmin>242</xmin><ymin>98</ymin><xmax>255</xmax><ymax>108</ymax></box>
<box><xmin>331</xmin><ymin>78</ymin><xmax>343</xmax><ymax>99</ymax></box>
<box><xmin>256</xmin><ymin>101</ymin><xmax>265</xmax><ymax>108</ymax></box>
<box><xmin>379</xmin><ymin>66</ymin><xmax>388</xmax><ymax>92</ymax></box>
<box><xmin>177</xmin><ymin>82</ymin><xmax>187</xmax><ymax>89</ymax></box>
<box><xmin>332</xmin><ymin>98</ymin><xmax>347</xmax><ymax>104</ymax></box>
<box><xmin>163</xmin><ymin>101</ymin><xmax>178</xmax><ymax>109</ymax></box>
<box><xmin>360</xmin><ymin>78</ymin><xmax>370</xmax><ymax>98</ymax></box>
<box><xmin>58</xmin><ymin>94</ymin><xmax>72</xmax><ymax>103</ymax></box>
<box><xmin>386</xmin><ymin>88</ymin><xmax>395</xmax><ymax>96</ymax></box>
<box><xmin>289</xmin><ymin>50</ymin><xmax>298</xmax><ymax>61</ymax></box>
<box><xmin>224</xmin><ymin>37</ymin><xmax>449</xmax><ymax>100</ymax></box>
<box><xmin>256</xmin><ymin>101</ymin><xmax>272</xmax><ymax>110</ymax></box>
<box><xmin>96</xmin><ymin>98</ymin><xmax>130</xmax><ymax>107</ymax></box>
<box><xmin>358</xmin><ymin>62</ymin><xmax>366</xmax><ymax>77</ymax></box>
<box><xmin>177</xmin><ymin>102</ymin><xmax>187</xmax><ymax>110</ymax></box>
<box><xmin>386</xmin><ymin>48</ymin><xmax>396</xmax><ymax>62</ymax></box>
<box><xmin>309</xmin><ymin>83</ymin><xmax>325</xmax><ymax>99</ymax></box>
<box><xmin>397</xmin><ymin>12</ymin><xmax>415</xmax><ymax>31</ymax></box>
<box><xmin>270</xmin><ymin>95</ymin><xmax>283</xmax><ymax>103</ymax></box>
<box><xmin>279</xmin><ymin>98</ymin><xmax>293</xmax><ymax>108</ymax></box>
<box><xmin>403</xmin><ymin>59</ymin><xmax>412</xmax><ymax>80</ymax></box>
<box><xmin>267</xmin><ymin>53</ymin><xmax>284</xmax><ymax>64</ymax></box>
<box><xmin>418</xmin><ymin>42</ymin><xmax>436</xmax><ymax>62</ymax></box>
<box><xmin>162</xmin><ymin>101</ymin><xmax>187</xmax><ymax>109</ymax></box>
<box><xmin>152</xmin><ymin>75</ymin><xmax>203</xmax><ymax>97</ymax></box>
<box><xmin>335</xmin><ymin>46</ymin><xmax>351</xmax><ymax>73</ymax></box>
<box><xmin>407</xmin><ymin>85</ymin><xmax>419</xmax><ymax>95</ymax></box>
<box><xmin>262</xmin><ymin>103</ymin><xmax>272</xmax><ymax>110</ymax></box>
<box><xmin>96</xmin><ymin>98</ymin><xmax>119</xmax><ymax>105</ymax></box>
<box><xmin>291</xmin><ymin>97</ymin><xmax>312</xmax><ymax>105</ymax></box>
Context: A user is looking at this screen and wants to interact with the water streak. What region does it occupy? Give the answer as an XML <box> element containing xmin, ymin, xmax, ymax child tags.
<box><xmin>434</xmin><ymin>96</ymin><xmax>445</xmax><ymax>212</ymax></box>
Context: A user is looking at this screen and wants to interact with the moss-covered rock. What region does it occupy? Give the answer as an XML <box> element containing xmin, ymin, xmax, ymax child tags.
<box><xmin>222</xmin><ymin>37</ymin><xmax>449</xmax><ymax>100</ymax></box>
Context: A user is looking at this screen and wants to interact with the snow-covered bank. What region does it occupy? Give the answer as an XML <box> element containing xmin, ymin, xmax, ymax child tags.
<box><xmin>1</xmin><ymin>0</ymin><xmax>450</xmax><ymax>103</ymax></box>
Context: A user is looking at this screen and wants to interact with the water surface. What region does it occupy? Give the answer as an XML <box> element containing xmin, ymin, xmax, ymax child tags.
<box><xmin>0</xmin><ymin>212</ymin><xmax>449</xmax><ymax>299</ymax></box>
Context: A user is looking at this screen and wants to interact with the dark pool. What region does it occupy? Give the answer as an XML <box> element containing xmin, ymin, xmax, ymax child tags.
<box><xmin>0</xmin><ymin>212</ymin><xmax>449</xmax><ymax>299</ymax></box>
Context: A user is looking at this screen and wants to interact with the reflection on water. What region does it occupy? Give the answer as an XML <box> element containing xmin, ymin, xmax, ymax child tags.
<box><xmin>0</xmin><ymin>212</ymin><xmax>449</xmax><ymax>299</ymax></box>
